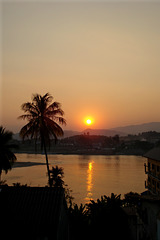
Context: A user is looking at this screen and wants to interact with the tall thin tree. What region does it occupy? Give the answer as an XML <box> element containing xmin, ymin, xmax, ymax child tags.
<box><xmin>18</xmin><ymin>93</ymin><xmax>66</xmax><ymax>184</ymax></box>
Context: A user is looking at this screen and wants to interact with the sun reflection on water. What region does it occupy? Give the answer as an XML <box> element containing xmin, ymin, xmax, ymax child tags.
<box><xmin>86</xmin><ymin>161</ymin><xmax>94</xmax><ymax>202</ymax></box>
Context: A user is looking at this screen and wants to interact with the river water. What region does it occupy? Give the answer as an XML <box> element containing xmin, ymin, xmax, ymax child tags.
<box><xmin>2</xmin><ymin>154</ymin><xmax>147</xmax><ymax>205</ymax></box>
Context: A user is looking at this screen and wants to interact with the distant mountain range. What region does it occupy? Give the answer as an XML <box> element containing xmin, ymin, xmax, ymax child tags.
<box><xmin>13</xmin><ymin>122</ymin><xmax>160</xmax><ymax>140</ymax></box>
<box><xmin>111</xmin><ymin>122</ymin><xmax>160</xmax><ymax>135</ymax></box>
<box><xmin>63</xmin><ymin>122</ymin><xmax>160</xmax><ymax>138</ymax></box>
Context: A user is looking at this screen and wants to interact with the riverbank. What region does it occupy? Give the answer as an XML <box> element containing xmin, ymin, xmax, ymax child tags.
<box><xmin>12</xmin><ymin>162</ymin><xmax>46</xmax><ymax>168</ymax></box>
<box><xmin>14</xmin><ymin>148</ymin><xmax>144</xmax><ymax>156</ymax></box>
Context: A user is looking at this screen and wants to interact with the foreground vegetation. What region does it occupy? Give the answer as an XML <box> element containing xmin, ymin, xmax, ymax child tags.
<box><xmin>68</xmin><ymin>193</ymin><xmax>130</xmax><ymax>240</ymax></box>
<box><xmin>0</xmin><ymin>179</ymin><xmax>140</xmax><ymax>240</ymax></box>
<box><xmin>0</xmin><ymin>126</ymin><xmax>17</xmax><ymax>178</ymax></box>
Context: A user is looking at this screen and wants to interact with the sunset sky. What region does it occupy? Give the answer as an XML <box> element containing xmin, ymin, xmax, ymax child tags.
<box><xmin>1</xmin><ymin>1</ymin><xmax>160</xmax><ymax>133</ymax></box>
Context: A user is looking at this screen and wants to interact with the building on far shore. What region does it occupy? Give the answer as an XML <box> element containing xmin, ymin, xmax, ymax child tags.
<box><xmin>144</xmin><ymin>147</ymin><xmax>160</xmax><ymax>195</ymax></box>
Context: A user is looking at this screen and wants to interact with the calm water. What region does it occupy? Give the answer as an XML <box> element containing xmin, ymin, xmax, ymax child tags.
<box><xmin>2</xmin><ymin>154</ymin><xmax>147</xmax><ymax>205</ymax></box>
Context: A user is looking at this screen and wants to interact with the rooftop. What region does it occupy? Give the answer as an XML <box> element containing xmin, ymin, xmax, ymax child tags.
<box><xmin>1</xmin><ymin>186</ymin><xmax>67</xmax><ymax>240</ymax></box>
<box><xmin>144</xmin><ymin>147</ymin><xmax>160</xmax><ymax>161</ymax></box>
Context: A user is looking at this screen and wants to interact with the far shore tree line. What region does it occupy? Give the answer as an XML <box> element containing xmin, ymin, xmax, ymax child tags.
<box><xmin>12</xmin><ymin>131</ymin><xmax>160</xmax><ymax>156</ymax></box>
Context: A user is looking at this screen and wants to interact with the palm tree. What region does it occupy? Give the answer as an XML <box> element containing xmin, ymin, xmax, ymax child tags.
<box><xmin>49</xmin><ymin>165</ymin><xmax>64</xmax><ymax>187</ymax></box>
<box><xmin>0</xmin><ymin>126</ymin><xmax>17</xmax><ymax>178</ymax></box>
<box><xmin>18</xmin><ymin>93</ymin><xmax>66</xmax><ymax>184</ymax></box>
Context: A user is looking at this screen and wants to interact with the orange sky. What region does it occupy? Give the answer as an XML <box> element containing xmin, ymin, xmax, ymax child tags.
<box><xmin>1</xmin><ymin>1</ymin><xmax>160</xmax><ymax>132</ymax></box>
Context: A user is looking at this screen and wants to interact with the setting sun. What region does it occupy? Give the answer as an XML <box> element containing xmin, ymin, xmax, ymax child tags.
<box><xmin>86</xmin><ymin>119</ymin><xmax>92</xmax><ymax>125</ymax></box>
<box><xmin>83</xmin><ymin>116</ymin><xmax>94</xmax><ymax>127</ymax></box>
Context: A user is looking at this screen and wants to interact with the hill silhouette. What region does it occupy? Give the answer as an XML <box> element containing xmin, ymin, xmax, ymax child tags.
<box><xmin>13</xmin><ymin>122</ymin><xmax>160</xmax><ymax>139</ymax></box>
<box><xmin>111</xmin><ymin>122</ymin><xmax>160</xmax><ymax>135</ymax></box>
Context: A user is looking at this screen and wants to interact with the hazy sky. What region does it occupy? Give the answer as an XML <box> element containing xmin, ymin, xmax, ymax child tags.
<box><xmin>1</xmin><ymin>1</ymin><xmax>160</xmax><ymax>132</ymax></box>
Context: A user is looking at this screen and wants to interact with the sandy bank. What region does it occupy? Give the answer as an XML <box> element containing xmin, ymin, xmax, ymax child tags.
<box><xmin>12</xmin><ymin>162</ymin><xmax>46</xmax><ymax>168</ymax></box>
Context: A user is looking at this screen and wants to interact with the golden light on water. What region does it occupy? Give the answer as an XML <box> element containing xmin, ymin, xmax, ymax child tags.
<box><xmin>86</xmin><ymin>161</ymin><xmax>94</xmax><ymax>202</ymax></box>
<box><xmin>89</xmin><ymin>162</ymin><xmax>93</xmax><ymax>171</ymax></box>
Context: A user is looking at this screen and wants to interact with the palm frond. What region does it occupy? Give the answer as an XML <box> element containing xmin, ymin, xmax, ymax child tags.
<box><xmin>43</xmin><ymin>92</ymin><xmax>53</xmax><ymax>103</ymax></box>
<box><xmin>44</xmin><ymin>117</ymin><xmax>64</xmax><ymax>137</ymax></box>
<box><xmin>0</xmin><ymin>126</ymin><xmax>13</xmax><ymax>144</ymax></box>
<box><xmin>47</xmin><ymin>101</ymin><xmax>61</xmax><ymax>111</ymax></box>
<box><xmin>18</xmin><ymin>114</ymin><xmax>34</xmax><ymax>121</ymax></box>
<box><xmin>21</xmin><ymin>102</ymin><xmax>39</xmax><ymax>115</ymax></box>
<box><xmin>53</xmin><ymin>116</ymin><xmax>67</xmax><ymax>125</ymax></box>
<box><xmin>0</xmin><ymin>126</ymin><xmax>5</xmax><ymax>135</ymax></box>
<box><xmin>32</xmin><ymin>93</ymin><xmax>53</xmax><ymax>107</ymax></box>
<box><xmin>0</xmin><ymin>126</ymin><xmax>17</xmax><ymax>174</ymax></box>
<box><xmin>19</xmin><ymin>120</ymin><xmax>39</xmax><ymax>140</ymax></box>
<box><xmin>46</xmin><ymin>109</ymin><xmax>64</xmax><ymax>117</ymax></box>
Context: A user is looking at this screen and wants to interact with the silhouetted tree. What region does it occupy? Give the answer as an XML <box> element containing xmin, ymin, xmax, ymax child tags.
<box><xmin>0</xmin><ymin>126</ymin><xmax>17</xmax><ymax>178</ymax></box>
<box><xmin>123</xmin><ymin>191</ymin><xmax>141</xmax><ymax>207</ymax></box>
<box><xmin>86</xmin><ymin>194</ymin><xmax>129</xmax><ymax>240</ymax></box>
<box><xmin>18</xmin><ymin>93</ymin><xmax>66</xmax><ymax>184</ymax></box>
<box><xmin>49</xmin><ymin>165</ymin><xmax>64</xmax><ymax>187</ymax></box>
<box><xmin>68</xmin><ymin>194</ymin><xmax>129</xmax><ymax>240</ymax></box>
<box><xmin>113</xmin><ymin>134</ymin><xmax>120</xmax><ymax>145</ymax></box>
<box><xmin>68</xmin><ymin>203</ymin><xmax>88</xmax><ymax>240</ymax></box>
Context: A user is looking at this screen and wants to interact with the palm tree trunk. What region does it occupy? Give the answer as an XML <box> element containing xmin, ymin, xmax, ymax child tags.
<box><xmin>43</xmin><ymin>138</ymin><xmax>51</xmax><ymax>186</ymax></box>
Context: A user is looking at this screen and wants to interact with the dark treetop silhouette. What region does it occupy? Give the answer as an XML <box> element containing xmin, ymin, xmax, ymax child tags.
<box><xmin>18</xmin><ymin>93</ymin><xmax>66</xmax><ymax>184</ymax></box>
<box><xmin>0</xmin><ymin>126</ymin><xmax>17</xmax><ymax>177</ymax></box>
<box><xmin>49</xmin><ymin>165</ymin><xmax>64</xmax><ymax>187</ymax></box>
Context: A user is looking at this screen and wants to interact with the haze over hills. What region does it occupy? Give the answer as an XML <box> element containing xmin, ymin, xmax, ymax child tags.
<box><xmin>111</xmin><ymin>122</ymin><xmax>160</xmax><ymax>135</ymax></box>
<box><xmin>13</xmin><ymin>122</ymin><xmax>160</xmax><ymax>140</ymax></box>
<box><xmin>64</xmin><ymin>122</ymin><xmax>160</xmax><ymax>137</ymax></box>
